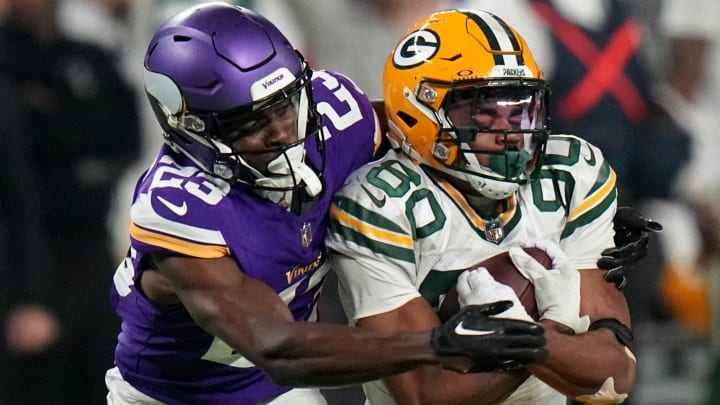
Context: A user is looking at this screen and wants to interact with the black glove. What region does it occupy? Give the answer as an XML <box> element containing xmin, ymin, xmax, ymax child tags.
<box><xmin>598</xmin><ymin>206</ymin><xmax>663</xmax><ymax>289</ymax></box>
<box><xmin>431</xmin><ymin>301</ymin><xmax>547</xmax><ymax>373</ymax></box>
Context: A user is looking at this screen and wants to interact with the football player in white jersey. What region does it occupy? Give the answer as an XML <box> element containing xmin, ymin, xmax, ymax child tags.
<box><xmin>326</xmin><ymin>9</ymin><xmax>638</xmax><ymax>405</ymax></box>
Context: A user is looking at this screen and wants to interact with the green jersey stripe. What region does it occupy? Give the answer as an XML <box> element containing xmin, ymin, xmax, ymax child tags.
<box><xmin>332</xmin><ymin>196</ymin><xmax>406</xmax><ymax>233</ymax></box>
<box><xmin>586</xmin><ymin>159</ymin><xmax>613</xmax><ymax>198</ymax></box>
<box><xmin>328</xmin><ymin>217</ymin><xmax>416</xmax><ymax>263</ymax></box>
<box><xmin>561</xmin><ymin>186</ymin><xmax>616</xmax><ymax>239</ymax></box>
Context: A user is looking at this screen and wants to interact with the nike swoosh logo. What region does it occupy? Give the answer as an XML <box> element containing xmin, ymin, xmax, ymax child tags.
<box><xmin>157</xmin><ymin>195</ymin><xmax>188</xmax><ymax>216</ymax></box>
<box><xmin>454</xmin><ymin>322</ymin><xmax>496</xmax><ymax>336</ymax></box>
<box><xmin>584</xmin><ymin>145</ymin><xmax>596</xmax><ymax>166</ymax></box>
<box><xmin>361</xmin><ymin>185</ymin><xmax>386</xmax><ymax>208</ymax></box>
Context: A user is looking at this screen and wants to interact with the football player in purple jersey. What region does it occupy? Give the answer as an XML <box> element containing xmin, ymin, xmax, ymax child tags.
<box><xmin>105</xmin><ymin>3</ymin><xmax>548</xmax><ymax>404</ymax></box>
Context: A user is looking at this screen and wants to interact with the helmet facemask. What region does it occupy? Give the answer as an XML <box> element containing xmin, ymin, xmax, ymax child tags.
<box><xmin>210</xmin><ymin>64</ymin><xmax>324</xmax><ymax>203</ymax></box>
<box><xmin>427</xmin><ymin>79</ymin><xmax>550</xmax><ymax>199</ymax></box>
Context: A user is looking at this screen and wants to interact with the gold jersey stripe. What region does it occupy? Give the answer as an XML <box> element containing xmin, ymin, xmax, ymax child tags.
<box><xmin>329</xmin><ymin>205</ymin><xmax>413</xmax><ymax>248</ymax></box>
<box><xmin>569</xmin><ymin>169</ymin><xmax>616</xmax><ymax>221</ymax></box>
<box><xmin>130</xmin><ymin>221</ymin><xmax>230</xmax><ymax>258</ymax></box>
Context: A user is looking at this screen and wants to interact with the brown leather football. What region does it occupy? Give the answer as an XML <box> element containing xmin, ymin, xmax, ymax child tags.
<box><xmin>437</xmin><ymin>247</ymin><xmax>552</xmax><ymax>322</ymax></box>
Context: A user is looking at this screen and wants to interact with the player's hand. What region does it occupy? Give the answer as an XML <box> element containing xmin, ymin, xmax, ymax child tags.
<box><xmin>509</xmin><ymin>241</ymin><xmax>590</xmax><ymax>334</ymax></box>
<box><xmin>456</xmin><ymin>267</ymin><xmax>533</xmax><ymax>321</ymax></box>
<box><xmin>598</xmin><ymin>206</ymin><xmax>664</xmax><ymax>289</ymax></box>
<box><xmin>432</xmin><ymin>302</ymin><xmax>547</xmax><ymax>373</ymax></box>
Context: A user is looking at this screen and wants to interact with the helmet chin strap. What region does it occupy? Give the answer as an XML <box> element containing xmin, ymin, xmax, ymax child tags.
<box><xmin>458</xmin><ymin>150</ymin><xmax>521</xmax><ymax>200</ymax></box>
<box><xmin>254</xmin><ymin>144</ymin><xmax>323</xmax><ymax>203</ymax></box>
<box><xmin>464</xmin><ymin>170</ymin><xmax>519</xmax><ymax>200</ymax></box>
<box><xmin>489</xmin><ymin>149</ymin><xmax>532</xmax><ymax>178</ymax></box>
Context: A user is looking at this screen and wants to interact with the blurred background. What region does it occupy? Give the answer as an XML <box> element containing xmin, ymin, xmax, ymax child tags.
<box><xmin>0</xmin><ymin>0</ymin><xmax>717</xmax><ymax>404</ymax></box>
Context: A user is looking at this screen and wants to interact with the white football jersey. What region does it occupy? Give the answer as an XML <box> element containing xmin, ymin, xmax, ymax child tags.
<box><xmin>326</xmin><ymin>134</ymin><xmax>617</xmax><ymax>405</ymax></box>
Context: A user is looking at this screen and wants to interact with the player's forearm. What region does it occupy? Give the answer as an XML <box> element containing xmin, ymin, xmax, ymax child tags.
<box><xmin>168</xmin><ymin>262</ymin><xmax>447</xmax><ymax>387</ymax></box>
<box><xmin>244</xmin><ymin>321</ymin><xmax>441</xmax><ymax>386</ymax></box>
<box><xmin>189</xmin><ymin>295</ymin><xmax>441</xmax><ymax>386</ymax></box>
<box><xmin>528</xmin><ymin>321</ymin><xmax>636</xmax><ymax>401</ymax></box>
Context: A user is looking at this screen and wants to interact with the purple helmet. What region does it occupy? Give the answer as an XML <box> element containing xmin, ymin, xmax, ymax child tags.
<box><xmin>144</xmin><ymin>2</ymin><xmax>323</xmax><ymax>196</ymax></box>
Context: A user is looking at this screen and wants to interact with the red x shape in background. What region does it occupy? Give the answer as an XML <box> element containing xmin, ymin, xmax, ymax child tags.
<box><xmin>532</xmin><ymin>2</ymin><xmax>649</xmax><ymax>123</ymax></box>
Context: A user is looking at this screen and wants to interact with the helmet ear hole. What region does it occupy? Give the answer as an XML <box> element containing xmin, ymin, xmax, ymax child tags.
<box><xmin>397</xmin><ymin>111</ymin><xmax>418</xmax><ymax>127</ymax></box>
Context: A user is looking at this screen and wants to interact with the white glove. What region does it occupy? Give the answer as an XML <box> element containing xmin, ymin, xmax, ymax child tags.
<box><xmin>508</xmin><ymin>240</ymin><xmax>590</xmax><ymax>334</ymax></box>
<box><xmin>456</xmin><ymin>267</ymin><xmax>534</xmax><ymax>322</ymax></box>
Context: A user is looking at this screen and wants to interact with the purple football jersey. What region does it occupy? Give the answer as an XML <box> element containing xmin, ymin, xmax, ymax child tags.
<box><xmin>110</xmin><ymin>70</ymin><xmax>381</xmax><ymax>404</ymax></box>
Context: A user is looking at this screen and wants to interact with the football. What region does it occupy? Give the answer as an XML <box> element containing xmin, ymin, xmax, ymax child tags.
<box><xmin>437</xmin><ymin>247</ymin><xmax>553</xmax><ymax>322</ymax></box>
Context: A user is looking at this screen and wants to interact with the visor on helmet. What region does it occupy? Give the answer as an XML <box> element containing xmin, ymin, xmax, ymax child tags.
<box><xmin>444</xmin><ymin>85</ymin><xmax>547</xmax><ymax>139</ymax></box>
<box><xmin>430</xmin><ymin>80</ymin><xmax>549</xmax><ymax>182</ymax></box>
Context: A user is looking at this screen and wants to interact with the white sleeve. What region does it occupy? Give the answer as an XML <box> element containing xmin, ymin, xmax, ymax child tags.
<box><xmin>332</xmin><ymin>253</ymin><xmax>421</xmax><ymax>324</ymax></box>
<box><xmin>560</xmin><ymin>207</ymin><xmax>615</xmax><ymax>269</ymax></box>
<box><xmin>550</xmin><ymin>137</ymin><xmax>617</xmax><ymax>269</ymax></box>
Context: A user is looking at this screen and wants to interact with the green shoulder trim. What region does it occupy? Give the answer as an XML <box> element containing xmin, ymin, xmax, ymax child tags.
<box><xmin>329</xmin><ymin>196</ymin><xmax>416</xmax><ymax>263</ymax></box>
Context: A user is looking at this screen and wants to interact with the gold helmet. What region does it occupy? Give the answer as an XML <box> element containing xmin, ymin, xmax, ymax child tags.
<box><xmin>383</xmin><ymin>9</ymin><xmax>550</xmax><ymax>199</ymax></box>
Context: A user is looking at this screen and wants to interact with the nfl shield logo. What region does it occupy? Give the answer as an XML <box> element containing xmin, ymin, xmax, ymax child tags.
<box><xmin>300</xmin><ymin>223</ymin><xmax>313</xmax><ymax>248</ymax></box>
<box><xmin>485</xmin><ymin>220</ymin><xmax>504</xmax><ymax>244</ymax></box>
